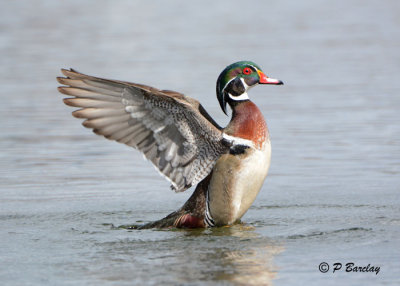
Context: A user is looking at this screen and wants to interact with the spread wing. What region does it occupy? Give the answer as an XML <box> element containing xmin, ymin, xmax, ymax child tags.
<box><xmin>57</xmin><ymin>69</ymin><xmax>229</xmax><ymax>192</ymax></box>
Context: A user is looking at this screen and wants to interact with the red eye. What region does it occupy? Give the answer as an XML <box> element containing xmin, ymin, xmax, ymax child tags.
<box><xmin>243</xmin><ymin>67</ymin><xmax>252</xmax><ymax>75</ymax></box>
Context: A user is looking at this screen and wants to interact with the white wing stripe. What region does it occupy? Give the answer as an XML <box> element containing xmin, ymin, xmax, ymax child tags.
<box><xmin>222</xmin><ymin>133</ymin><xmax>255</xmax><ymax>148</ymax></box>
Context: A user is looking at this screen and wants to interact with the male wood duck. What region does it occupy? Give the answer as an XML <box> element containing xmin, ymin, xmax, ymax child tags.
<box><xmin>57</xmin><ymin>61</ymin><xmax>283</xmax><ymax>228</ymax></box>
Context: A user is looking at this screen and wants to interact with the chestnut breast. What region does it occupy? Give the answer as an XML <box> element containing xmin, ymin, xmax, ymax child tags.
<box><xmin>224</xmin><ymin>101</ymin><xmax>269</xmax><ymax>149</ymax></box>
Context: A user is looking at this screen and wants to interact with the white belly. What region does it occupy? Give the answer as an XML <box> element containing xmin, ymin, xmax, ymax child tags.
<box><xmin>208</xmin><ymin>141</ymin><xmax>271</xmax><ymax>225</ymax></box>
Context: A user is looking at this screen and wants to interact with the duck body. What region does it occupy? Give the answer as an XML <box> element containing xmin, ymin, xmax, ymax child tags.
<box><xmin>208</xmin><ymin>101</ymin><xmax>271</xmax><ymax>226</ymax></box>
<box><xmin>58</xmin><ymin>61</ymin><xmax>282</xmax><ymax>228</ymax></box>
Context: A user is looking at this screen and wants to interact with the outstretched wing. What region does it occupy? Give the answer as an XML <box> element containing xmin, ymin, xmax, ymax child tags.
<box><xmin>57</xmin><ymin>69</ymin><xmax>229</xmax><ymax>192</ymax></box>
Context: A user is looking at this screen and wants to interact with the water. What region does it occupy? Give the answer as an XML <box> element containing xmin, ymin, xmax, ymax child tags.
<box><xmin>1</xmin><ymin>0</ymin><xmax>399</xmax><ymax>285</ymax></box>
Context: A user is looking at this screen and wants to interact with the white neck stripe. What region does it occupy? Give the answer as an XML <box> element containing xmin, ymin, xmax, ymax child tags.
<box><xmin>240</xmin><ymin>77</ymin><xmax>249</xmax><ymax>90</ymax></box>
<box><xmin>221</xmin><ymin>77</ymin><xmax>235</xmax><ymax>94</ymax></box>
<box><xmin>228</xmin><ymin>92</ymin><xmax>249</xmax><ymax>101</ymax></box>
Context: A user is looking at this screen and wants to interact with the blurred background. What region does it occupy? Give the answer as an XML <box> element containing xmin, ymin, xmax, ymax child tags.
<box><xmin>0</xmin><ymin>0</ymin><xmax>399</xmax><ymax>285</ymax></box>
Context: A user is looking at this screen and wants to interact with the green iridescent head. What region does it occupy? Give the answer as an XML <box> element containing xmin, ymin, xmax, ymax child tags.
<box><xmin>216</xmin><ymin>61</ymin><xmax>283</xmax><ymax>114</ymax></box>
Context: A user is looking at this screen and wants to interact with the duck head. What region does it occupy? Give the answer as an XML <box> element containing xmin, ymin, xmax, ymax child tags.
<box><xmin>216</xmin><ymin>61</ymin><xmax>283</xmax><ymax>114</ymax></box>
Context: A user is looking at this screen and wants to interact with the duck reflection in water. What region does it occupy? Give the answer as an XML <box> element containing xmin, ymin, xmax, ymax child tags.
<box><xmin>177</xmin><ymin>225</ymin><xmax>284</xmax><ymax>286</ymax></box>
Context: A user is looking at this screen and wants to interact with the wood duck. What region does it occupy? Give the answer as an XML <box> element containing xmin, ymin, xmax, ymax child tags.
<box><xmin>57</xmin><ymin>61</ymin><xmax>283</xmax><ymax>228</ymax></box>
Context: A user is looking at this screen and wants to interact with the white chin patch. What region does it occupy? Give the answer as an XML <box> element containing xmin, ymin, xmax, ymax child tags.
<box><xmin>227</xmin><ymin>77</ymin><xmax>251</xmax><ymax>101</ymax></box>
<box><xmin>228</xmin><ymin>92</ymin><xmax>249</xmax><ymax>101</ymax></box>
